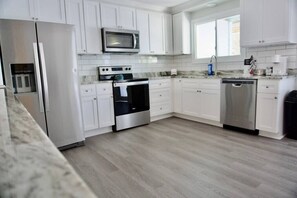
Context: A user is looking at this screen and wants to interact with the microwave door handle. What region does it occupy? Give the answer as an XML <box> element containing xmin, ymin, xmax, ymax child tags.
<box><xmin>38</xmin><ymin>43</ymin><xmax>50</xmax><ymax>112</ymax></box>
<box><xmin>133</xmin><ymin>34</ymin><xmax>137</xmax><ymax>49</ymax></box>
<box><xmin>33</xmin><ymin>43</ymin><xmax>44</xmax><ymax>113</ymax></box>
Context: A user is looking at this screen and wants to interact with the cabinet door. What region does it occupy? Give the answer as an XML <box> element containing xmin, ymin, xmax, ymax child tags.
<box><xmin>0</xmin><ymin>0</ymin><xmax>35</xmax><ymax>21</ymax></box>
<box><xmin>118</xmin><ymin>6</ymin><xmax>136</xmax><ymax>30</ymax></box>
<box><xmin>164</xmin><ymin>13</ymin><xmax>173</xmax><ymax>55</ymax></box>
<box><xmin>149</xmin><ymin>12</ymin><xmax>164</xmax><ymax>54</ymax></box>
<box><xmin>84</xmin><ymin>0</ymin><xmax>102</xmax><ymax>54</ymax></box>
<box><xmin>173</xmin><ymin>79</ymin><xmax>182</xmax><ymax>113</ymax></box>
<box><xmin>35</xmin><ymin>0</ymin><xmax>66</xmax><ymax>23</ymax></box>
<box><xmin>261</xmin><ymin>0</ymin><xmax>289</xmax><ymax>44</ymax></box>
<box><xmin>65</xmin><ymin>0</ymin><xmax>86</xmax><ymax>53</ymax></box>
<box><xmin>100</xmin><ymin>3</ymin><xmax>118</xmax><ymax>28</ymax></box>
<box><xmin>97</xmin><ymin>95</ymin><xmax>115</xmax><ymax>128</ymax></box>
<box><xmin>256</xmin><ymin>93</ymin><xmax>278</xmax><ymax>133</ymax></box>
<box><xmin>200</xmin><ymin>89</ymin><xmax>220</xmax><ymax>122</ymax></box>
<box><xmin>136</xmin><ymin>10</ymin><xmax>150</xmax><ymax>54</ymax></box>
<box><xmin>240</xmin><ymin>0</ymin><xmax>262</xmax><ymax>47</ymax></box>
<box><xmin>182</xmin><ymin>88</ymin><xmax>200</xmax><ymax>117</ymax></box>
<box><xmin>173</xmin><ymin>12</ymin><xmax>190</xmax><ymax>55</ymax></box>
<box><xmin>81</xmin><ymin>96</ymin><xmax>99</xmax><ymax>131</ymax></box>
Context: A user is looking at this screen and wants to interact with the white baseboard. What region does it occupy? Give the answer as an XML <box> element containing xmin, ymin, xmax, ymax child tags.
<box><xmin>173</xmin><ymin>113</ymin><xmax>223</xmax><ymax>127</ymax></box>
<box><xmin>259</xmin><ymin>130</ymin><xmax>285</xmax><ymax>140</ymax></box>
<box><xmin>150</xmin><ymin>113</ymin><xmax>173</xmax><ymax>122</ymax></box>
<box><xmin>84</xmin><ymin>127</ymin><xmax>113</xmax><ymax>138</ymax></box>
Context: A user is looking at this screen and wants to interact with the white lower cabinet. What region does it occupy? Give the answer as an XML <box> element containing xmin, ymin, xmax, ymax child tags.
<box><xmin>180</xmin><ymin>79</ymin><xmax>221</xmax><ymax>122</ymax></box>
<box><xmin>173</xmin><ymin>78</ymin><xmax>182</xmax><ymax>113</ymax></box>
<box><xmin>81</xmin><ymin>95</ymin><xmax>99</xmax><ymax>131</ymax></box>
<box><xmin>256</xmin><ymin>93</ymin><xmax>279</xmax><ymax>133</ymax></box>
<box><xmin>97</xmin><ymin>95</ymin><xmax>115</xmax><ymax>127</ymax></box>
<box><xmin>256</xmin><ymin>78</ymin><xmax>295</xmax><ymax>139</ymax></box>
<box><xmin>80</xmin><ymin>83</ymin><xmax>115</xmax><ymax>135</ymax></box>
<box><xmin>149</xmin><ymin>79</ymin><xmax>172</xmax><ymax>118</ymax></box>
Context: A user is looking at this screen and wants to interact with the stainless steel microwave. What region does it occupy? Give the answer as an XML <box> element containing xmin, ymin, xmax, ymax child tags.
<box><xmin>102</xmin><ymin>28</ymin><xmax>140</xmax><ymax>53</ymax></box>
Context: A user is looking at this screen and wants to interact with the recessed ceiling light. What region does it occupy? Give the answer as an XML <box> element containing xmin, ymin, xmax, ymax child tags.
<box><xmin>206</xmin><ymin>3</ymin><xmax>217</xmax><ymax>7</ymax></box>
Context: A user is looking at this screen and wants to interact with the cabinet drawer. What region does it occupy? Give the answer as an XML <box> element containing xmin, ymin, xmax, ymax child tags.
<box><xmin>150</xmin><ymin>89</ymin><xmax>171</xmax><ymax>103</ymax></box>
<box><xmin>150</xmin><ymin>102</ymin><xmax>172</xmax><ymax>116</ymax></box>
<box><xmin>182</xmin><ymin>79</ymin><xmax>199</xmax><ymax>88</ymax></box>
<box><xmin>149</xmin><ymin>79</ymin><xmax>171</xmax><ymax>89</ymax></box>
<box><xmin>96</xmin><ymin>83</ymin><xmax>113</xmax><ymax>95</ymax></box>
<box><xmin>81</xmin><ymin>84</ymin><xmax>96</xmax><ymax>96</ymax></box>
<box><xmin>258</xmin><ymin>80</ymin><xmax>280</xmax><ymax>93</ymax></box>
<box><xmin>198</xmin><ymin>79</ymin><xmax>221</xmax><ymax>90</ymax></box>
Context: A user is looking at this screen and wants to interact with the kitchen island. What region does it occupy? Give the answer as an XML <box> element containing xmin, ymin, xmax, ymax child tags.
<box><xmin>0</xmin><ymin>88</ymin><xmax>96</xmax><ymax>197</ymax></box>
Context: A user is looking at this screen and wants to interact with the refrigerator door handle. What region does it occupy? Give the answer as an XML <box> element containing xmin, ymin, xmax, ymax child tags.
<box><xmin>38</xmin><ymin>43</ymin><xmax>50</xmax><ymax>112</ymax></box>
<box><xmin>33</xmin><ymin>43</ymin><xmax>44</xmax><ymax>113</ymax></box>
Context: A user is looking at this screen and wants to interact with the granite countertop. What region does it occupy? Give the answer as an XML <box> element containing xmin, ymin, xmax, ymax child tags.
<box><xmin>0</xmin><ymin>89</ymin><xmax>97</xmax><ymax>198</ymax></box>
<box><xmin>80</xmin><ymin>70</ymin><xmax>297</xmax><ymax>84</ymax></box>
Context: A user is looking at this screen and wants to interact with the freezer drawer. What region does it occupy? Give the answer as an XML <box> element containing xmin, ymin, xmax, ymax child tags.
<box><xmin>221</xmin><ymin>79</ymin><xmax>257</xmax><ymax>130</ymax></box>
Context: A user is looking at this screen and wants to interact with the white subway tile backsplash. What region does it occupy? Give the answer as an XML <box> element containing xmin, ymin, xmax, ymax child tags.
<box><xmin>276</xmin><ymin>48</ymin><xmax>297</xmax><ymax>56</ymax></box>
<box><xmin>78</xmin><ymin>43</ymin><xmax>297</xmax><ymax>76</ymax></box>
<box><xmin>257</xmin><ymin>50</ymin><xmax>275</xmax><ymax>57</ymax></box>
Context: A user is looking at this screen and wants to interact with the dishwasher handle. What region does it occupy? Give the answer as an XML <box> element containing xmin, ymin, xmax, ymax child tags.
<box><xmin>232</xmin><ymin>83</ymin><xmax>243</xmax><ymax>88</ymax></box>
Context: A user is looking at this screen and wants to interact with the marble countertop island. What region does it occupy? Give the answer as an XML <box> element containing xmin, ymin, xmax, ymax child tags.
<box><xmin>0</xmin><ymin>88</ymin><xmax>97</xmax><ymax>198</ymax></box>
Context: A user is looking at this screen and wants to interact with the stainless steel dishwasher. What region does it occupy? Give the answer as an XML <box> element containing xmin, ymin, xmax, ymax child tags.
<box><xmin>221</xmin><ymin>79</ymin><xmax>257</xmax><ymax>131</ymax></box>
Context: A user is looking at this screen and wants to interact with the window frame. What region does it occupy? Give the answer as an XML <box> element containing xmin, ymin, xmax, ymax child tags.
<box><xmin>191</xmin><ymin>8</ymin><xmax>245</xmax><ymax>64</ymax></box>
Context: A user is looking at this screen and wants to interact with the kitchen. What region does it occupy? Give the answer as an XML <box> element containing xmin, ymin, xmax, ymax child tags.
<box><xmin>1</xmin><ymin>0</ymin><xmax>297</xmax><ymax>197</ymax></box>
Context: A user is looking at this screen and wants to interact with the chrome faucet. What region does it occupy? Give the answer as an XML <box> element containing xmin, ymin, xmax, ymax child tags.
<box><xmin>210</xmin><ymin>55</ymin><xmax>218</xmax><ymax>76</ymax></box>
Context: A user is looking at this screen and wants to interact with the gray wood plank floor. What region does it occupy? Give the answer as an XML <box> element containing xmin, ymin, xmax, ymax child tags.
<box><xmin>62</xmin><ymin>117</ymin><xmax>297</xmax><ymax>198</ymax></box>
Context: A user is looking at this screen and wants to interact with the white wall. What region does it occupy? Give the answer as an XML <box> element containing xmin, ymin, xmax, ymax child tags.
<box><xmin>78</xmin><ymin>54</ymin><xmax>174</xmax><ymax>78</ymax></box>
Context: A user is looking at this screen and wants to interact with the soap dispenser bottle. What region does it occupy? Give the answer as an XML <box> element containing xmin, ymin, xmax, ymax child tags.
<box><xmin>208</xmin><ymin>63</ymin><xmax>213</xmax><ymax>76</ymax></box>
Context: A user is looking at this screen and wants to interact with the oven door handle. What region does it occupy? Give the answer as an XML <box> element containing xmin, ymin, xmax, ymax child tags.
<box><xmin>113</xmin><ymin>81</ymin><xmax>149</xmax><ymax>87</ymax></box>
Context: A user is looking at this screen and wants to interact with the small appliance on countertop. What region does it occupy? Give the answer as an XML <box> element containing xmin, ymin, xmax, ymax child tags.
<box><xmin>98</xmin><ymin>65</ymin><xmax>150</xmax><ymax>131</ymax></box>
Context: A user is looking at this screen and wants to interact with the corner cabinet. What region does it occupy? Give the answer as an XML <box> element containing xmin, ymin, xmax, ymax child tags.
<box><xmin>240</xmin><ymin>0</ymin><xmax>297</xmax><ymax>47</ymax></box>
<box><xmin>256</xmin><ymin>78</ymin><xmax>295</xmax><ymax>139</ymax></box>
<box><xmin>100</xmin><ymin>3</ymin><xmax>136</xmax><ymax>30</ymax></box>
<box><xmin>176</xmin><ymin>78</ymin><xmax>221</xmax><ymax>124</ymax></box>
<box><xmin>0</xmin><ymin>0</ymin><xmax>66</xmax><ymax>23</ymax></box>
<box><xmin>173</xmin><ymin>12</ymin><xmax>191</xmax><ymax>55</ymax></box>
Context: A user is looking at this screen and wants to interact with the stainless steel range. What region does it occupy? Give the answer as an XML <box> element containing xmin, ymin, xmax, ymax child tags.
<box><xmin>98</xmin><ymin>66</ymin><xmax>150</xmax><ymax>131</ymax></box>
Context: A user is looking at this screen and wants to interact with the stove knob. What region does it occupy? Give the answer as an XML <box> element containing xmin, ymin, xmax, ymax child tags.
<box><xmin>106</xmin><ymin>68</ymin><xmax>109</xmax><ymax>71</ymax></box>
<box><xmin>125</xmin><ymin>68</ymin><xmax>128</xmax><ymax>70</ymax></box>
<box><xmin>102</xmin><ymin>68</ymin><xmax>105</xmax><ymax>71</ymax></box>
<box><xmin>129</xmin><ymin>68</ymin><xmax>131</xmax><ymax>70</ymax></box>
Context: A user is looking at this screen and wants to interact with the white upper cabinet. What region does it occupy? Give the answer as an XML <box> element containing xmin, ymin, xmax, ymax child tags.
<box><xmin>35</xmin><ymin>0</ymin><xmax>66</xmax><ymax>23</ymax></box>
<box><xmin>241</xmin><ymin>0</ymin><xmax>297</xmax><ymax>47</ymax></box>
<box><xmin>164</xmin><ymin>13</ymin><xmax>173</xmax><ymax>55</ymax></box>
<box><xmin>173</xmin><ymin>12</ymin><xmax>191</xmax><ymax>55</ymax></box>
<box><xmin>83</xmin><ymin>0</ymin><xmax>102</xmax><ymax>54</ymax></box>
<box><xmin>136</xmin><ymin>9</ymin><xmax>172</xmax><ymax>55</ymax></box>
<box><xmin>100</xmin><ymin>3</ymin><xmax>118</xmax><ymax>28</ymax></box>
<box><xmin>149</xmin><ymin>12</ymin><xmax>164</xmax><ymax>54</ymax></box>
<box><xmin>0</xmin><ymin>0</ymin><xmax>66</xmax><ymax>23</ymax></box>
<box><xmin>118</xmin><ymin>6</ymin><xmax>136</xmax><ymax>30</ymax></box>
<box><xmin>0</xmin><ymin>0</ymin><xmax>35</xmax><ymax>21</ymax></box>
<box><xmin>65</xmin><ymin>0</ymin><xmax>86</xmax><ymax>53</ymax></box>
<box><xmin>100</xmin><ymin>3</ymin><xmax>136</xmax><ymax>30</ymax></box>
<box><xmin>136</xmin><ymin>10</ymin><xmax>150</xmax><ymax>54</ymax></box>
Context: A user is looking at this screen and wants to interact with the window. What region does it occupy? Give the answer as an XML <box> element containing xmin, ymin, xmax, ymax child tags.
<box><xmin>194</xmin><ymin>15</ymin><xmax>241</xmax><ymax>60</ymax></box>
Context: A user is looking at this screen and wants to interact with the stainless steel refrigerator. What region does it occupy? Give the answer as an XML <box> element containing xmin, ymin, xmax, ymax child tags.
<box><xmin>0</xmin><ymin>19</ymin><xmax>84</xmax><ymax>148</ymax></box>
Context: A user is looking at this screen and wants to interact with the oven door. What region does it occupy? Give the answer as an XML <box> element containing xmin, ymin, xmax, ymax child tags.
<box><xmin>102</xmin><ymin>28</ymin><xmax>139</xmax><ymax>53</ymax></box>
<box><xmin>113</xmin><ymin>80</ymin><xmax>149</xmax><ymax>116</ymax></box>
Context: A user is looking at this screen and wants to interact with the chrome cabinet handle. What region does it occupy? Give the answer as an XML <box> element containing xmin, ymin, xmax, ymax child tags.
<box><xmin>33</xmin><ymin>43</ymin><xmax>45</xmax><ymax>113</ymax></box>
